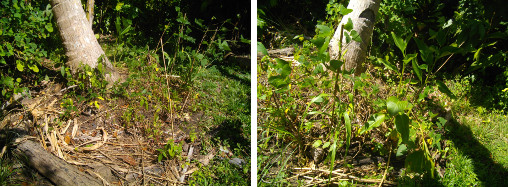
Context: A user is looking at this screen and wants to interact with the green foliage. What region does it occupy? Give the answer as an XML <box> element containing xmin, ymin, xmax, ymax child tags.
<box><xmin>0</xmin><ymin>0</ymin><xmax>56</xmax><ymax>102</ymax></box>
<box><xmin>440</xmin><ymin>146</ymin><xmax>480</xmax><ymax>186</ymax></box>
<box><xmin>0</xmin><ymin>159</ymin><xmax>19</xmax><ymax>186</ymax></box>
<box><xmin>189</xmin><ymin>157</ymin><xmax>250</xmax><ymax>186</ymax></box>
<box><xmin>60</xmin><ymin>98</ymin><xmax>78</xmax><ymax>120</ymax></box>
<box><xmin>373</xmin><ymin>0</ymin><xmax>508</xmax><ymax>111</ymax></box>
<box><xmin>258</xmin><ymin>12</ymin><xmax>369</xmax><ymax>184</ymax></box>
<box><xmin>156</xmin><ymin>139</ymin><xmax>183</xmax><ymax>162</ymax></box>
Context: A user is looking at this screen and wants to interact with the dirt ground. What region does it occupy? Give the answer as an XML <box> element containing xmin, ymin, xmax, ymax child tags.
<box><xmin>0</xmin><ymin>80</ymin><xmax>234</xmax><ymax>185</ymax></box>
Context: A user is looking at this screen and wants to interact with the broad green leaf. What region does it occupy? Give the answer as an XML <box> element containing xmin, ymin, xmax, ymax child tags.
<box><xmin>323</xmin><ymin>142</ymin><xmax>330</xmax><ymax>149</ymax></box>
<box><xmin>436</xmin><ymin>117</ymin><xmax>447</xmax><ymax>129</ymax></box>
<box><xmin>45</xmin><ymin>23</ymin><xmax>53</xmax><ymax>32</ymax></box>
<box><xmin>414</xmin><ymin>38</ymin><xmax>434</xmax><ymax>63</ymax></box>
<box><xmin>386</xmin><ymin>96</ymin><xmax>402</xmax><ymax>116</ymax></box>
<box><xmin>311</xmin><ymin>37</ymin><xmax>326</xmax><ymax>50</ymax></box>
<box><xmin>396</xmin><ymin>144</ymin><xmax>408</xmax><ymax>157</ymax></box>
<box><xmin>403</xmin><ymin>53</ymin><xmax>417</xmax><ymax>65</ymax></box>
<box><xmin>344</xmin><ymin>31</ymin><xmax>351</xmax><ymax>43</ymax></box>
<box><xmin>315</xmin><ymin>25</ymin><xmax>331</xmax><ymax>36</ymax></box>
<box><xmin>344</xmin><ymin>111</ymin><xmax>352</xmax><ymax>148</ymax></box>
<box><xmin>377</xmin><ymin>58</ymin><xmax>397</xmax><ymax>72</ymax></box>
<box><xmin>412</xmin><ymin>58</ymin><xmax>423</xmax><ymax>82</ymax></box>
<box><xmin>436</xmin><ymin>80</ymin><xmax>457</xmax><ymax>99</ymax></box>
<box><xmin>269</xmin><ymin>59</ymin><xmax>292</xmax><ymax>89</ymax></box>
<box><xmin>16</xmin><ymin>60</ymin><xmax>24</xmax><ymax>72</ymax></box>
<box><xmin>391</xmin><ymin>32</ymin><xmax>408</xmax><ymax>54</ymax></box>
<box><xmin>120</xmin><ymin>25</ymin><xmax>132</xmax><ymax>36</ymax></box>
<box><xmin>338</xmin><ymin>4</ymin><xmax>353</xmax><ymax>15</ymax></box>
<box><xmin>115</xmin><ymin>2</ymin><xmax>124</xmax><ymax>11</ymax></box>
<box><xmin>344</xmin><ymin>18</ymin><xmax>353</xmax><ymax>31</ymax></box>
<box><xmin>350</xmin><ymin>30</ymin><xmax>362</xmax><ymax>43</ymax></box>
<box><xmin>395</xmin><ymin>114</ymin><xmax>410</xmax><ymax>143</ymax></box>
<box><xmin>312</xmin><ymin>140</ymin><xmax>322</xmax><ymax>148</ymax></box>
<box><xmin>158</xmin><ymin>154</ymin><xmax>163</xmax><ymax>162</ymax></box>
<box><xmin>274</xmin><ymin>58</ymin><xmax>291</xmax><ymax>77</ymax></box>
<box><xmin>61</xmin><ymin>66</ymin><xmax>65</xmax><ymax>77</ymax></box>
<box><xmin>329</xmin><ymin>60</ymin><xmax>343</xmax><ymax>72</ymax></box>
<box><xmin>1</xmin><ymin>77</ymin><xmax>14</xmax><ymax>89</ymax></box>
<box><xmin>28</xmin><ymin>64</ymin><xmax>39</xmax><ymax>73</ymax></box>
<box><xmin>361</xmin><ymin>113</ymin><xmax>385</xmax><ymax>134</ymax></box>
<box><xmin>257</xmin><ymin>42</ymin><xmax>268</xmax><ymax>56</ymax></box>
<box><xmin>310</xmin><ymin>93</ymin><xmax>330</xmax><ymax>105</ymax></box>
<box><xmin>473</xmin><ymin>47</ymin><xmax>482</xmax><ymax>61</ymax></box>
<box><xmin>268</xmin><ymin>75</ymin><xmax>289</xmax><ymax>89</ymax></box>
<box><xmin>310</xmin><ymin>95</ymin><xmax>324</xmax><ymax>104</ymax></box>
<box><xmin>438</xmin><ymin>46</ymin><xmax>460</xmax><ymax>59</ymax></box>
<box><xmin>115</xmin><ymin>17</ymin><xmax>122</xmax><ymax>36</ymax></box>
<box><xmin>220</xmin><ymin>40</ymin><xmax>231</xmax><ymax>51</ymax></box>
<box><xmin>318</xmin><ymin>37</ymin><xmax>330</xmax><ymax>54</ymax></box>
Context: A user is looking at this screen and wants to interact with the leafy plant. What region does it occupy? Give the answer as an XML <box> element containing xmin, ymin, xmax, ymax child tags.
<box><xmin>0</xmin><ymin>0</ymin><xmax>56</xmax><ymax>103</ymax></box>
<box><xmin>157</xmin><ymin>139</ymin><xmax>183</xmax><ymax>162</ymax></box>
<box><xmin>60</xmin><ymin>98</ymin><xmax>78</xmax><ymax>120</ymax></box>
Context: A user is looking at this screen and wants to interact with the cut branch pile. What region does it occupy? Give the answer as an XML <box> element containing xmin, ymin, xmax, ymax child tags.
<box><xmin>289</xmin><ymin>167</ymin><xmax>397</xmax><ymax>187</ymax></box>
<box><xmin>1</xmin><ymin>81</ymin><xmax>204</xmax><ymax>186</ymax></box>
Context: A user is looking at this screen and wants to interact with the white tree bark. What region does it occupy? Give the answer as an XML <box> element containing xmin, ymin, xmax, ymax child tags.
<box><xmin>329</xmin><ymin>0</ymin><xmax>381</xmax><ymax>75</ymax></box>
<box><xmin>87</xmin><ymin>0</ymin><xmax>95</xmax><ymax>28</ymax></box>
<box><xmin>51</xmin><ymin>0</ymin><xmax>118</xmax><ymax>83</ymax></box>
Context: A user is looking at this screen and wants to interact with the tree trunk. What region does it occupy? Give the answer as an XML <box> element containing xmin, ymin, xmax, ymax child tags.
<box><xmin>51</xmin><ymin>0</ymin><xmax>118</xmax><ymax>83</ymax></box>
<box><xmin>329</xmin><ymin>0</ymin><xmax>381</xmax><ymax>75</ymax></box>
<box><xmin>87</xmin><ymin>0</ymin><xmax>95</xmax><ymax>28</ymax></box>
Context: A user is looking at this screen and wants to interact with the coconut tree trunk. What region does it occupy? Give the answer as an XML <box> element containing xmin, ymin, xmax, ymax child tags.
<box><xmin>50</xmin><ymin>0</ymin><xmax>118</xmax><ymax>83</ymax></box>
<box><xmin>329</xmin><ymin>0</ymin><xmax>381</xmax><ymax>75</ymax></box>
<box><xmin>86</xmin><ymin>0</ymin><xmax>94</xmax><ymax>28</ymax></box>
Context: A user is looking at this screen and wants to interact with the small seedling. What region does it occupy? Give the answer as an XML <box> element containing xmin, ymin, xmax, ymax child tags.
<box><xmin>157</xmin><ymin>139</ymin><xmax>183</xmax><ymax>162</ymax></box>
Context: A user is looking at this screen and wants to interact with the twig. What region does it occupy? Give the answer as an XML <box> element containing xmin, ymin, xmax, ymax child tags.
<box><xmin>435</xmin><ymin>41</ymin><xmax>465</xmax><ymax>74</ymax></box>
<box><xmin>0</xmin><ymin>146</ymin><xmax>6</xmax><ymax>159</ymax></box>
<box><xmin>59</xmin><ymin>85</ymin><xmax>78</xmax><ymax>93</ymax></box>
<box><xmin>60</xmin><ymin>119</ymin><xmax>72</xmax><ymax>135</ymax></box>
<box><xmin>286</xmin><ymin>170</ymin><xmax>313</xmax><ymax>180</ymax></box>
<box><xmin>378</xmin><ymin>146</ymin><xmax>392</xmax><ymax>187</ymax></box>
<box><xmin>104</xmin><ymin>142</ymin><xmax>147</xmax><ymax>146</ymax></box>
<box><xmin>137</xmin><ymin>137</ymin><xmax>146</xmax><ymax>186</ymax></box>
<box><xmin>87</xmin><ymin>169</ymin><xmax>111</xmax><ymax>186</ymax></box>
<box><xmin>160</xmin><ymin>38</ymin><xmax>175</xmax><ymax>140</ymax></box>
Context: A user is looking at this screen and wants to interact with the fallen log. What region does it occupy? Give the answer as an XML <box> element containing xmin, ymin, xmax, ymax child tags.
<box><xmin>15</xmin><ymin>138</ymin><xmax>102</xmax><ymax>186</ymax></box>
<box><xmin>257</xmin><ymin>47</ymin><xmax>295</xmax><ymax>58</ymax></box>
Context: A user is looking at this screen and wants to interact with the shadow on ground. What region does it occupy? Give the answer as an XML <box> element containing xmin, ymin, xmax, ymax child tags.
<box><xmin>445</xmin><ymin>119</ymin><xmax>508</xmax><ymax>186</ymax></box>
<box><xmin>209</xmin><ymin>119</ymin><xmax>249</xmax><ymax>152</ymax></box>
<box><xmin>215</xmin><ymin>56</ymin><xmax>250</xmax><ymax>86</ymax></box>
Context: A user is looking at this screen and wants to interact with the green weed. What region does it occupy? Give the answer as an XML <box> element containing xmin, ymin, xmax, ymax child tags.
<box><xmin>157</xmin><ymin>139</ymin><xmax>183</xmax><ymax>162</ymax></box>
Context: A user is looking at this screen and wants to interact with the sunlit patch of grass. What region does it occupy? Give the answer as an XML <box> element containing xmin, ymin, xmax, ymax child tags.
<box><xmin>192</xmin><ymin>65</ymin><xmax>251</xmax><ymax>145</ymax></box>
<box><xmin>257</xmin><ymin>131</ymin><xmax>296</xmax><ymax>186</ymax></box>
<box><xmin>183</xmin><ymin>64</ymin><xmax>250</xmax><ymax>185</ymax></box>
<box><xmin>440</xmin><ymin>144</ymin><xmax>480</xmax><ymax>186</ymax></box>
<box><xmin>188</xmin><ymin>156</ymin><xmax>250</xmax><ymax>186</ymax></box>
<box><xmin>439</xmin><ymin>78</ymin><xmax>508</xmax><ymax>186</ymax></box>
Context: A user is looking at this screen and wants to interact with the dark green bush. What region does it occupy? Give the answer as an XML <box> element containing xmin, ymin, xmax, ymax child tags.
<box><xmin>0</xmin><ymin>0</ymin><xmax>59</xmax><ymax>104</ymax></box>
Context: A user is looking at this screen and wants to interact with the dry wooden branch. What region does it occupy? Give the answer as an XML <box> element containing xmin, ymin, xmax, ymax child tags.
<box><xmin>15</xmin><ymin>137</ymin><xmax>102</xmax><ymax>185</ymax></box>
<box><xmin>179</xmin><ymin>145</ymin><xmax>194</xmax><ymax>183</ymax></box>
